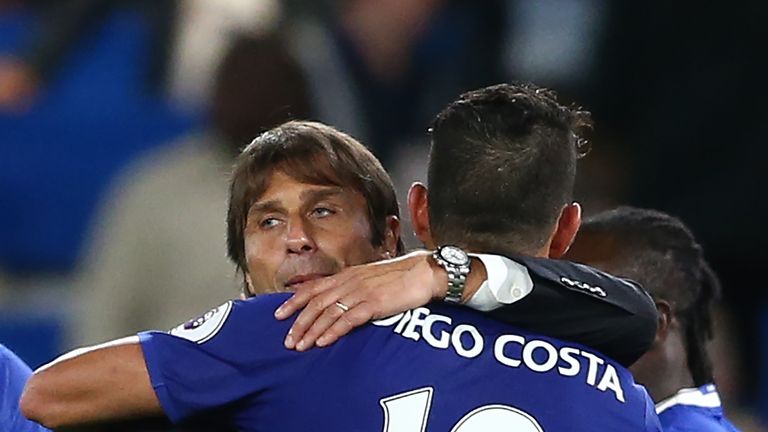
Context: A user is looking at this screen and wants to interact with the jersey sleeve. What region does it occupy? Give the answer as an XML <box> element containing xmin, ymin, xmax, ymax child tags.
<box><xmin>138</xmin><ymin>295</ymin><xmax>296</xmax><ymax>424</ymax></box>
<box><xmin>469</xmin><ymin>253</ymin><xmax>658</xmax><ymax>366</ymax></box>
<box><xmin>0</xmin><ymin>345</ymin><xmax>50</xmax><ymax>432</ymax></box>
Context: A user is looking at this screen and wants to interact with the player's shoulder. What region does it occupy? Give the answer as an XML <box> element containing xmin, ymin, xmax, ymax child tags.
<box><xmin>230</xmin><ymin>293</ymin><xmax>293</xmax><ymax>323</ymax></box>
<box><xmin>164</xmin><ymin>294</ymin><xmax>292</xmax><ymax>345</ymax></box>
<box><xmin>238</xmin><ymin>292</ymin><xmax>292</xmax><ymax>307</ymax></box>
<box><xmin>185</xmin><ymin>292</ymin><xmax>290</xmax><ymax>319</ymax></box>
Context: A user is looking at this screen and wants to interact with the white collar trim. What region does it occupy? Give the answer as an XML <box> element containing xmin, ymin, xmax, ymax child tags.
<box><xmin>655</xmin><ymin>384</ymin><xmax>721</xmax><ymax>414</ymax></box>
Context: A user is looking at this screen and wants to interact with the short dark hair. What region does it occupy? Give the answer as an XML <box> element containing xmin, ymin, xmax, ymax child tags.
<box><xmin>227</xmin><ymin>121</ymin><xmax>404</xmax><ymax>281</ymax></box>
<box><xmin>427</xmin><ymin>83</ymin><xmax>591</xmax><ymax>252</ymax></box>
<box><xmin>579</xmin><ymin>206</ymin><xmax>721</xmax><ymax>385</ymax></box>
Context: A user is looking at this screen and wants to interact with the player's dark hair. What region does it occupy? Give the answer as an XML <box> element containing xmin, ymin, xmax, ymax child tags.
<box><xmin>427</xmin><ymin>82</ymin><xmax>591</xmax><ymax>253</ymax></box>
<box><xmin>580</xmin><ymin>207</ymin><xmax>721</xmax><ymax>385</ymax></box>
<box><xmin>227</xmin><ymin>121</ymin><xmax>403</xmax><ymax>291</ymax></box>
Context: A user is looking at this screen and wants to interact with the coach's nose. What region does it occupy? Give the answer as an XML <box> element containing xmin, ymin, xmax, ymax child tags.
<box><xmin>285</xmin><ymin>216</ymin><xmax>317</xmax><ymax>254</ymax></box>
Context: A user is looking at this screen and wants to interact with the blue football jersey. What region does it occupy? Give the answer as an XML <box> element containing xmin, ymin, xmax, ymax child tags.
<box><xmin>140</xmin><ymin>293</ymin><xmax>661</xmax><ymax>431</ymax></box>
<box><xmin>656</xmin><ymin>384</ymin><xmax>740</xmax><ymax>431</ymax></box>
<box><xmin>0</xmin><ymin>344</ymin><xmax>50</xmax><ymax>432</ymax></box>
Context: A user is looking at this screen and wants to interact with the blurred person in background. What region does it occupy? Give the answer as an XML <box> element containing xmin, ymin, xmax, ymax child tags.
<box><xmin>288</xmin><ymin>0</ymin><xmax>506</xmax><ymax>166</ymax></box>
<box><xmin>565</xmin><ymin>207</ymin><xmax>741</xmax><ymax>431</ymax></box>
<box><xmin>0</xmin><ymin>344</ymin><xmax>48</xmax><ymax>431</ymax></box>
<box><xmin>0</xmin><ymin>0</ymin><xmax>179</xmax><ymax>112</ymax></box>
<box><xmin>73</xmin><ymin>33</ymin><xmax>312</xmax><ymax>345</ymax></box>
<box><xmin>0</xmin><ymin>0</ymin><xmax>278</xmax><ymax>113</ymax></box>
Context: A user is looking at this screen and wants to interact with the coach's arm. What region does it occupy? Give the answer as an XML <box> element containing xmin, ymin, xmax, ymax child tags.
<box><xmin>20</xmin><ymin>337</ymin><xmax>161</xmax><ymax>430</ymax></box>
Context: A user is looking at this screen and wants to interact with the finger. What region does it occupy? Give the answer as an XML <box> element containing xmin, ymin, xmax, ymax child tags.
<box><xmin>280</xmin><ymin>287</ymin><xmax>332</xmax><ymax>348</ymax></box>
<box><xmin>316</xmin><ymin>302</ymin><xmax>375</xmax><ymax>348</ymax></box>
<box><xmin>295</xmin><ymin>298</ymin><xmax>353</xmax><ymax>351</ymax></box>
<box><xmin>274</xmin><ymin>282</ymin><xmax>323</xmax><ymax>320</ymax></box>
<box><xmin>279</xmin><ymin>252</ymin><xmax>416</xmax><ymax>319</ymax></box>
<box><xmin>283</xmin><ymin>294</ymin><xmax>328</xmax><ymax>349</ymax></box>
<box><xmin>285</xmin><ymin>277</ymin><xmax>360</xmax><ymax>348</ymax></box>
<box><xmin>275</xmin><ymin>270</ymin><xmax>357</xmax><ymax>319</ymax></box>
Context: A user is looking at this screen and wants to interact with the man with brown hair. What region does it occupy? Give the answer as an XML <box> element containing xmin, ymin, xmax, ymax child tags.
<box><xmin>225</xmin><ymin>120</ymin><xmax>403</xmax><ymax>297</ymax></box>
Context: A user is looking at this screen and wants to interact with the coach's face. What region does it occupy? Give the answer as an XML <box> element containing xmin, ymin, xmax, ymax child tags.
<box><xmin>242</xmin><ymin>170</ymin><xmax>390</xmax><ymax>294</ymax></box>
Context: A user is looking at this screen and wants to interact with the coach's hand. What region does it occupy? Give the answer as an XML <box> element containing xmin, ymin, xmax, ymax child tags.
<box><xmin>274</xmin><ymin>250</ymin><xmax>446</xmax><ymax>351</ymax></box>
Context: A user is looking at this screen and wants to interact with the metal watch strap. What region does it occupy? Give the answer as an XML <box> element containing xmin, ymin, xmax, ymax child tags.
<box><xmin>445</xmin><ymin>268</ymin><xmax>468</xmax><ymax>303</ymax></box>
<box><xmin>433</xmin><ymin>246</ymin><xmax>471</xmax><ymax>304</ymax></box>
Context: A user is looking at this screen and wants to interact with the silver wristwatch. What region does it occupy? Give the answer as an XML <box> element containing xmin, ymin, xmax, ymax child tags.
<box><xmin>432</xmin><ymin>245</ymin><xmax>471</xmax><ymax>304</ymax></box>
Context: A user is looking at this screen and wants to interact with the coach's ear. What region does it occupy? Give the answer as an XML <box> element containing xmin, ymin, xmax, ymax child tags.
<box><xmin>380</xmin><ymin>215</ymin><xmax>401</xmax><ymax>258</ymax></box>
<box><xmin>408</xmin><ymin>182</ymin><xmax>435</xmax><ymax>249</ymax></box>
<box><xmin>243</xmin><ymin>273</ymin><xmax>255</xmax><ymax>298</ymax></box>
<box><xmin>548</xmin><ymin>202</ymin><xmax>582</xmax><ymax>258</ymax></box>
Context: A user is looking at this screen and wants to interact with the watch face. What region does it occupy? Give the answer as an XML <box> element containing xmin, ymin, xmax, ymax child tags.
<box><xmin>440</xmin><ymin>245</ymin><xmax>470</xmax><ymax>266</ymax></box>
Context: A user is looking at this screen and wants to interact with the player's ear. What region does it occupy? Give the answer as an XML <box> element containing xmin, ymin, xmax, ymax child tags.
<box><xmin>549</xmin><ymin>202</ymin><xmax>582</xmax><ymax>258</ymax></box>
<box><xmin>654</xmin><ymin>300</ymin><xmax>673</xmax><ymax>343</ymax></box>
<box><xmin>407</xmin><ymin>182</ymin><xmax>434</xmax><ymax>248</ymax></box>
<box><xmin>380</xmin><ymin>215</ymin><xmax>400</xmax><ymax>258</ymax></box>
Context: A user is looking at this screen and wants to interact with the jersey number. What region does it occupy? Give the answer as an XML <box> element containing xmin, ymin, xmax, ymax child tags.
<box><xmin>380</xmin><ymin>387</ymin><xmax>544</xmax><ymax>432</ymax></box>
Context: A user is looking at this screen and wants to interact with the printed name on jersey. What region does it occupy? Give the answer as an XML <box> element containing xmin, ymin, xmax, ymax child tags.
<box><xmin>373</xmin><ymin>307</ymin><xmax>625</xmax><ymax>402</ymax></box>
<box><xmin>560</xmin><ymin>276</ymin><xmax>607</xmax><ymax>297</ymax></box>
<box><xmin>169</xmin><ymin>301</ymin><xmax>233</xmax><ymax>344</ymax></box>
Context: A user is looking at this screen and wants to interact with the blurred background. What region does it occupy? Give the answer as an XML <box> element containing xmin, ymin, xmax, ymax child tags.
<box><xmin>0</xmin><ymin>0</ymin><xmax>765</xmax><ymax>429</ymax></box>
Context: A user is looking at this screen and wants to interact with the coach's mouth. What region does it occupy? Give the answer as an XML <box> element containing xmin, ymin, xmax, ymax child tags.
<box><xmin>284</xmin><ymin>273</ymin><xmax>331</xmax><ymax>289</ymax></box>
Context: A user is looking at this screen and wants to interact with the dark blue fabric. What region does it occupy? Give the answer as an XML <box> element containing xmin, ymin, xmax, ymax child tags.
<box><xmin>140</xmin><ymin>293</ymin><xmax>661</xmax><ymax>431</ymax></box>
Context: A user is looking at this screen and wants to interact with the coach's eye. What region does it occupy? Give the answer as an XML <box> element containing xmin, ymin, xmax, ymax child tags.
<box><xmin>311</xmin><ymin>207</ymin><xmax>335</xmax><ymax>218</ymax></box>
<box><xmin>260</xmin><ymin>217</ymin><xmax>281</xmax><ymax>229</ymax></box>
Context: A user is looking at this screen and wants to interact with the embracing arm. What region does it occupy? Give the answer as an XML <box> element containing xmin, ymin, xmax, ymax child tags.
<box><xmin>276</xmin><ymin>251</ymin><xmax>657</xmax><ymax>366</ymax></box>
<box><xmin>20</xmin><ymin>337</ymin><xmax>162</xmax><ymax>430</ymax></box>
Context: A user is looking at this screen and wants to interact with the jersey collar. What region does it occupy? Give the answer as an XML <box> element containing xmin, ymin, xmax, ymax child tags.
<box><xmin>655</xmin><ymin>383</ymin><xmax>721</xmax><ymax>414</ymax></box>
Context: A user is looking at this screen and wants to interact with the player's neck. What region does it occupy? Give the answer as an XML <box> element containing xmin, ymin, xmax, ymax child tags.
<box><xmin>649</xmin><ymin>372</ymin><xmax>696</xmax><ymax>403</ymax></box>
<box><xmin>646</xmin><ymin>353</ymin><xmax>696</xmax><ymax>403</ymax></box>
